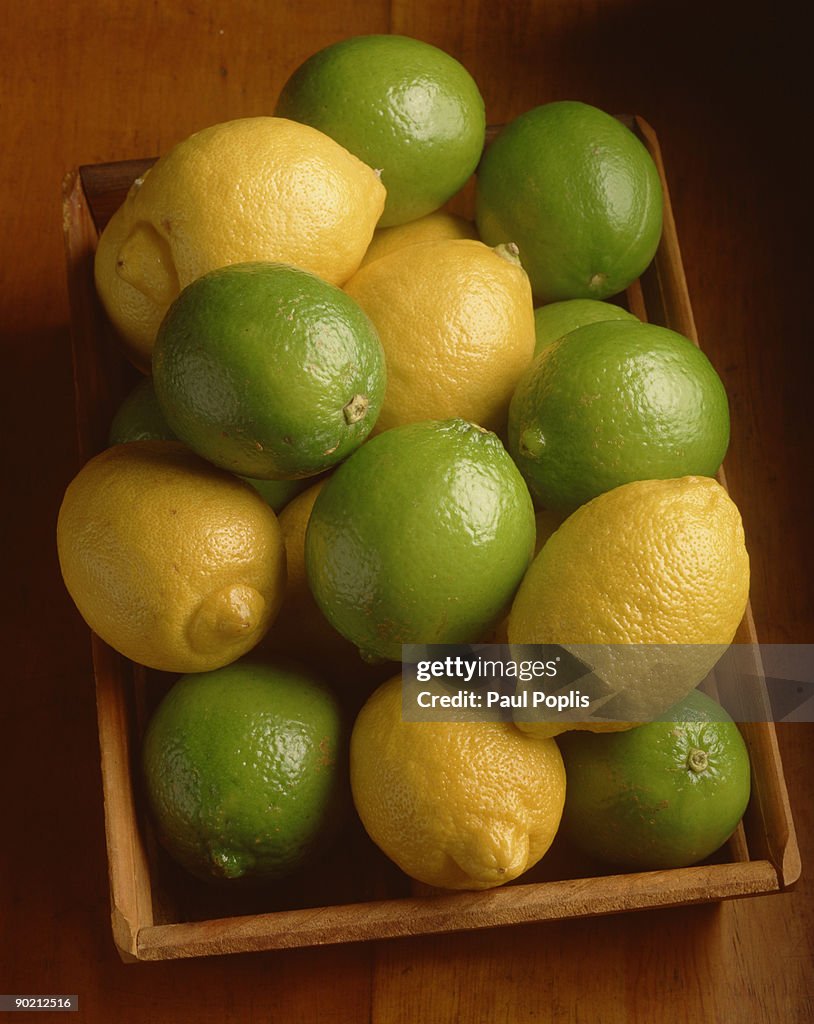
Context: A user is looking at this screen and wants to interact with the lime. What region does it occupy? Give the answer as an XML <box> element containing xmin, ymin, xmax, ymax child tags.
<box><xmin>152</xmin><ymin>262</ymin><xmax>386</xmax><ymax>480</ymax></box>
<box><xmin>350</xmin><ymin>675</ymin><xmax>565</xmax><ymax>890</ymax></box>
<box><xmin>108</xmin><ymin>376</ymin><xmax>178</xmax><ymax>445</ymax></box>
<box><xmin>94</xmin><ymin>116</ymin><xmax>385</xmax><ymax>366</ymax></box>
<box><xmin>508</xmin><ymin>319</ymin><xmax>730</xmax><ymax>514</ymax></box>
<box><xmin>305</xmin><ymin>419</ymin><xmax>536</xmax><ymax>662</ymax></box>
<box><xmin>276</xmin><ymin>35</ymin><xmax>486</xmax><ymax>226</ymax></box>
<box><xmin>476</xmin><ymin>101</ymin><xmax>663</xmax><ymax>302</ymax></box>
<box><xmin>559</xmin><ymin>689</ymin><xmax>751</xmax><ymax>870</ymax></box>
<box><xmin>242</xmin><ymin>476</ymin><xmax>312</xmax><ymax>514</ymax></box>
<box><xmin>533</xmin><ymin>298</ymin><xmax>637</xmax><ymax>356</ymax></box>
<box><xmin>57</xmin><ymin>441</ymin><xmax>287</xmax><ymax>673</ymax></box>
<box><xmin>142</xmin><ymin>657</ymin><xmax>348</xmax><ymax>882</ymax></box>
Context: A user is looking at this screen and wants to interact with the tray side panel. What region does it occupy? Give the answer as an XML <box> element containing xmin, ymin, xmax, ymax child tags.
<box><xmin>134</xmin><ymin>859</ymin><xmax>781</xmax><ymax>960</ymax></box>
<box><xmin>62</xmin><ymin>171</ymin><xmax>156</xmax><ymax>960</ymax></box>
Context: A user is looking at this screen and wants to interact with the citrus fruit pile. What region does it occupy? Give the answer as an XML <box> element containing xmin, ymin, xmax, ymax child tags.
<box><xmin>58</xmin><ymin>34</ymin><xmax>753</xmax><ymax>890</ymax></box>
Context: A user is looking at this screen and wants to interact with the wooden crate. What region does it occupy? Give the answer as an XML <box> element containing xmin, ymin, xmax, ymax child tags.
<box><xmin>61</xmin><ymin>118</ymin><xmax>801</xmax><ymax>963</ymax></box>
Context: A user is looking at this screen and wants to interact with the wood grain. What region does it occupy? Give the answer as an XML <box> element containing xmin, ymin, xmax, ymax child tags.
<box><xmin>2</xmin><ymin>0</ymin><xmax>812</xmax><ymax>1021</ymax></box>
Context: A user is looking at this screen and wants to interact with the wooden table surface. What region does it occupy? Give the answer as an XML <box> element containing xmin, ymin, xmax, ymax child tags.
<box><xmin>2</xmin><ymin>2</ymin><xmax>811</xmax><ymax>1021</ymax></box>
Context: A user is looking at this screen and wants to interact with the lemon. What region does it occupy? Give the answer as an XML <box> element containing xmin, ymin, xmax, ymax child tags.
<box><xmin>508</xmin><ymin>476</ymin><xmax>750</xmax><ymax>723</ymax></box>
<box><xmin>350</xmin><ymin>676</ymin><xmax>565</xmax><ymax>890</ymax></box>
<box><xmin>94</xmin><ymin>200</ymin><xmax>162</xmax><ymax>373</ymax></box>
<box><xmin>508</xmin><ymin>320</ymin><xmax>731</xmax><ymax>515</ymax></box>
<box><xmin>559</xmin><ymin>689</ymin><xmax>751</xmax><ymax>870</ymax></box>
<box><xmin>533</xmin><ymin>298</ymin><xmax>637</xmax><ymax>356</ymax></box>
<box><xmin>94</xmin><ymin>117</ymin><xmax>386</xmax><ymax>366</ymax></box>
<box><xmin>261</xmin><ymin>479</ymin><xmax>371</xmax><ymax>677</ymax></box>
<box><xmin>152</xmin><ymin>262</ymin><xmax>386</xmax><ymax>480</ymax></box>
<box><xmin>57</xmin><ymin>441</ymin><xmax>287</xmax><ymax>673</ymax></box>
<box><xmin>142</xmin><ymin>657</ymin><xmax>348</xmax><ymax>882</ymax></box>
<box><xmin>476</xmin><ymin>101</ymin><xmax>663</xmax><ymax>302</ymax></box>
<box><xmin>306</xmin><ymin>419</ymin><xmax>536</xmax><ymax>663</ymax></box>
<box><xmin>344</xmin><ymin>239</ymin><xmax>535</xmax><ymax>435</ymax></box>
<box><xmin>360</xmin><ymin>211</ymin><xmax>478</xmax><ymax>268</ymax></box>
<box><xmin>266</xmin><ymin>480</ymin><xmax>344</xmax><ymax>662</ymax></box>
<box><xmin>276</xmin><ymin>34</ymin><xmax>485</xmax><ymax>226</ymax></box>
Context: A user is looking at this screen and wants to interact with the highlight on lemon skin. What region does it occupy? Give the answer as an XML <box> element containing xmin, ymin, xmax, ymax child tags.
<box><xmin>359</xmin><ymin>210</ymin><xmax>478</xmax><ymax>268</ymax></box>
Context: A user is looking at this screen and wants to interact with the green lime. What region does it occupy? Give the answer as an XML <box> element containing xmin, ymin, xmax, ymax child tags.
<box><xmin>241</xmin><ymin>476</ymin><xmax>312</xmax><ymax>514</ymax></box>
<box><xmin>507</xmin><ymin>319</ymin><xmax>730</xmax><ymax>514</ymax></box>
<box><xmin>275</xmin><ymin>35</ymin><xmax>486</xmax><ymax>227</ymax></box>
<box><xmin>533</xmin><ymin>298</ymin><xmax>638</xmax><ymax>356</ymax></box>
<box><xmin>305</xmin><ymin>418</ymin><xmax>536</xmax><ymax>662</ymax></box>
<box><xmin>108</xmin><ymin>376</ymin><xmax>177</xmax><ymax>445</ymax></box>
<box><xmin>476</xmin><ymin>101</ymin><xmax>663</xmax><ymax>302</ymax></box>
<box><xmin>559</xmin><ymin>689</ymin><xmax>751</xmax><ymax>870</ymax></box>
<box><xmin>152</xmin><ymin>261</ymin><xmax>386</xmax><ymax>480</ymax></box>
<box><xmin>141</xmin><ymin>657</ymin><xmax>348</xmax><ymax>882</ymax></box>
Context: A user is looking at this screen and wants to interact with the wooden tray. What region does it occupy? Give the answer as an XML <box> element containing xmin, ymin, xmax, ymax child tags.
<box><xmin>61</xmin><ymin>117</ymin><xmax>801</xmax><ymax>963</ymax></box>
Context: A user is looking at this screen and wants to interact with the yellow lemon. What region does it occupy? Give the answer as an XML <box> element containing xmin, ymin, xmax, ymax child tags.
<box><xmin>259</xmin><ymin>481</ymin><xmax>393</xmax><ymax>692</ymax></box>
<box><xmin>263</xmin><ymin>480</ymin><xmax>352</xmax><ymax>661</ymax></box>
<box><xmin>93</xmin><ymin>196</ymin><xmax>162</xmax><ymax>373</ymax></box>
<box><xmin>359</xmin><ymin>210</ymin><xmax>478</xmax><ymax>268</ymax></box>
<box><xmin>57</xmin><ymin>441</ymin><xmax>287</xmax><ymax>673</ymax></box>
<box><xmin>344</xmin><ymin>238</ymin><xmax>535</xmax><ymax>434</ymax></box>
<box><xmin>350</xmin><ymin>676</ymin><xmax>566</xmax><ymax>891</ymax></box>
<box><xmin>508</xmin><ymin>476</ymin><xmax>750</xmax><ymax>728</ymax></box>
<box><xmin>94</xmin><ymin>117</ymin><xmax>386</xmax><ymax>367</ymax></box>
